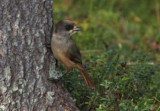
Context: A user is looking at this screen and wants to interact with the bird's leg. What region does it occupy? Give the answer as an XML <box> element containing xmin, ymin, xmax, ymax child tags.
<box><xmin>55</xmin><ymin>59</ymin><xmax>59</xmax><ymax>68</ymax></box>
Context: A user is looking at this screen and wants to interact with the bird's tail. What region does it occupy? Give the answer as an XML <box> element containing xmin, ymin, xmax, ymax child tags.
<box><xmin>76</xmin><ymin>64</ymin><xmax>95</xmax><ymax>89</ymax></box>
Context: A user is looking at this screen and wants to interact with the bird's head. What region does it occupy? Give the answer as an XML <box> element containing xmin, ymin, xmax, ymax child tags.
<box><xmin>55</xmin><ymin>20</ymin><xmax>80</xmax><ymax>35</ymax></box>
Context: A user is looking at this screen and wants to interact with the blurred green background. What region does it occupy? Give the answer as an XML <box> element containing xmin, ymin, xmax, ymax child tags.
<box><xmin>54</xmin><ymin>0</ymin><xmax>160</xmax><ymax>110</ymax></box>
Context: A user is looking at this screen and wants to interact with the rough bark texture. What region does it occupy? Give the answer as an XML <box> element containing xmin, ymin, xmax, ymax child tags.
<box><xmin>0</xmin><ymin>0</ymin><xmax>79</xmax><ymax>111</ymax></box>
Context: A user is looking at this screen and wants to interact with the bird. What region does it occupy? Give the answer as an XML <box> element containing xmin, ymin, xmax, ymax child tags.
<box><xmin>51</xmin><ymin>20</ymin><xmax>95</xmax><ymax>88</ymax></box>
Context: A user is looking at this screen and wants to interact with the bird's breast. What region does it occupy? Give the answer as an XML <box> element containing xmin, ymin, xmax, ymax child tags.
<box><xmin>51</xmin><ymin>36</ymin><xmax>69</xmax><ymax>59</ymax></box>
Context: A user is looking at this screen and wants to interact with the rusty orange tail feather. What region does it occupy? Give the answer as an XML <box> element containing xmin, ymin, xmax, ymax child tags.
<box><xmin>76</xmin><ymin>64</ymin><xmax>95</xmax><ymax>89</ymax></box>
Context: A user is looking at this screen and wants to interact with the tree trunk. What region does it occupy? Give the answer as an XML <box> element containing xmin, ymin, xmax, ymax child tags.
<box><xmin>0</xmin><ymin>0</ymin><xmax>79</xmax><ymax>110</ymax></box>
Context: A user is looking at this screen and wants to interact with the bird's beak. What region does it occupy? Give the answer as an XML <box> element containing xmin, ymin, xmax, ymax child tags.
<box><xmin>73</xmin><ymin>26</ymin><xmax>80</xmax><ymax>31</ymax></box>
<box><xmin>69</xmin><ymin>26</ymin><xmax>80</xmax><ymax>35</ymax></box>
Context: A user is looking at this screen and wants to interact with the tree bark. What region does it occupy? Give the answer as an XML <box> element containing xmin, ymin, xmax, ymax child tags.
<box><xmin>0</xmin><ymin>0</ymin><xmax>79</xmax><ymax>111</ymax></box>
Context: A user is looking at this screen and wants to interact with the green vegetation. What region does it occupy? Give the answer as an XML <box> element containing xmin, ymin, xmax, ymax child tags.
<box><xmin>54</xmin><ymin>0</ymin><xmax>160</xmax><ymax>110</ymax></box>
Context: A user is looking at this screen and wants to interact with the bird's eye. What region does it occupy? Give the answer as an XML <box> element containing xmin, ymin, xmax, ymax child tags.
<box><xmin>65</xmin><ymin>24</ymin><xmax>73</xmax><ymax>31</ymax></box>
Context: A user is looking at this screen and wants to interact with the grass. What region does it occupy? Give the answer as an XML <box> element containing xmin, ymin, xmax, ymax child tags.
<box><xmin>54</xmin><ymin>0</ymin><xmax>160</xmax><ymax>110</ymax></box>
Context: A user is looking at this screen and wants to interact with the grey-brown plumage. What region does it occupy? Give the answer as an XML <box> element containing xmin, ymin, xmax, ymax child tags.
<box><xmin>51</xmin><ymin>20</ymin><xmax>95</xmax><ymax>88</ymax></box>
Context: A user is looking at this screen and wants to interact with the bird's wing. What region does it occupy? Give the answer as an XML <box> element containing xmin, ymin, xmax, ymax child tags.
<box><xmin>67</xmin><ymin>42</ymin><xmax>82</xmax><ymax>64</ymax></box>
